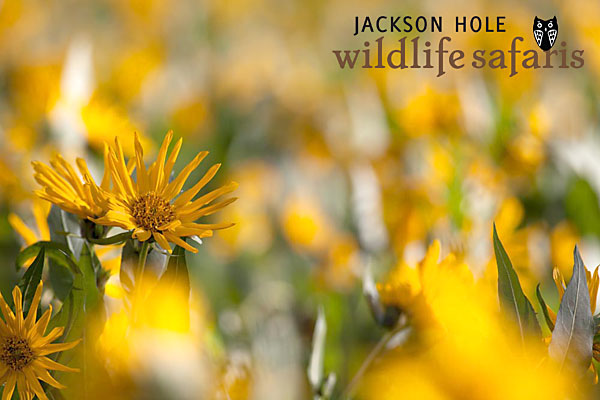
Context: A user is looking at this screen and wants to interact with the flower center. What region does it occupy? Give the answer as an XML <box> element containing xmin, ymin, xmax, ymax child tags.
<box><xmin>131</xmin><ymin>192</ymin><xmax>175</xmax><ymax>232</ymax></box>
<box><xmin>0</xmin><ymin>337</ymin><xmax>34</xmax><ymax>371</ymax></box>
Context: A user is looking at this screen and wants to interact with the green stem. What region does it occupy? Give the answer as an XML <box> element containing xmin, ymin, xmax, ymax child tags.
<box><xmin>133</xmin><ymin>240</ymin><xmax>150</xmax><ymax>322</ymax></box>
<box><xmin>137</xmin><ymin>240</ymin><xmax>150</xmax><ymax>283</ymax></box>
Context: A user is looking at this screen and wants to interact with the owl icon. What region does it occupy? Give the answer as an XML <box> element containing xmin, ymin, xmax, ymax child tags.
<box><xmin>533</xmin><ymin>16</ymin><xmax>558</xmax><ymax>51</ymax></box>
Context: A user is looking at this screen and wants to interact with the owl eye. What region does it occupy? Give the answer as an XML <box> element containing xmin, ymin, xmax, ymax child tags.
<box><xmin>537</xmin><ymin>22</ymin><xmax>542</xmax><ymax>28</ymax></box>
<box><xmin>548</xmin><ymin>22</ymin><xmax>553</xmax><ymax>28</ymax></box>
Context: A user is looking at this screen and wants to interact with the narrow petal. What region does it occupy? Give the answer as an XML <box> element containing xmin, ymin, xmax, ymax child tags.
<box><xmin>23</xmin><ymin>368</ymin><xmax>48</xmax><ymax>400</ymax></box>
<box><xmin>163</xmin><ymin>137</ymin><xmax>183</xmax><ymax>184</ymax></box>
<box><xmin>178</xmin><ymin>182</ymin><xmax>238</xmax><ymax>213</ymax></box>
<box><xmin>132</xmin><ymin>228</ymin><xmax>152</xmax><ymax>242</ymax></box>
<box><xmin>163</xmin><ymin>233</ymin><xmax>198</xmax><ymax>253</ymax></box>
<box><xmin>2</xmin><ymin>373</ymin><xmax>16</xmax><ymax>400</ymax></box>
<box><xmin>150</xmin><ymin>130</ymin><xmax>173</xmax><ymax>191</ymax></box>
<box><xmin>161</xmin><ymin>151</ymin><xmax>209</xmax><ymax>201</ymax></box>
<box><xmin>182</xmin><ymin>197</ymin><xmax>238</xmax><ymax>220</ymax></box>
<box><xmin>12</xmin><ymin>286</ymin><xmax>24</xmax><ymax>331</ymax></box>
<box><xmin>134</xmin><ymin>132</ymin><xmax>149</xmax><ymax>193</ymax></box>
<box><xmin>32</xmin><ymin>365</ymin><xmax>65</xmax><ymax>389</ymax></box>
<box><xmin>34</xmin><ymin>357</ymin><xmax>79</xmax><ymax>373</ymax></box>
<box><xmin>0</xmin><ymin>292</ymin><xmax>16</xmax><ymax>325</ymax></box>
<box><xmin>32</xmin><ymin>327</ymin><xmax>64</xmax><ymax>347</ymax></box>
<box><xmin>153</xmin><ymin>232</ymin><xmax>172</xmax><ymax>253</ymax></box>
<box><xmin>8</xmin><ymin>214</ymin><xmax>39</xmax><ymax>246</ymax></box>
<box><xmin>24</xmin><ymin>282</ymin><xmax>43</xmax><ymax>330</ymax></box>
<box><xmin>172</xmin><ymin>163</ymin><xmax>221</xmax><ymax>207</ymax></box>
<box><xmin>35</xmin><ymin>339</ymin><xmax>81</xmax><ymax>356</ymax></box>
<box><xmin>32</xmin><ymin>201</ymin><xmax>51</xmax><ymax>241</ymax></box>
<box><xmin>100</xmin><ymin>143</ymin><xmax>112</xmax><ymax>190</ymax></box>
<box><xmin>35</xmin><ymin>306</ymin><xmax>52</xmax><ymax>336</ymax></box>
<box><xmin>552</xmin><ymin>268</ymin><xmax>566</xmax><ymax>300</ymax></box>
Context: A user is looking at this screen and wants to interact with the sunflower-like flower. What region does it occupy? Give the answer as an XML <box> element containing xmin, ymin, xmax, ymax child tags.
<box><xmin>0</xmin><ymin>282</ymin><xmax>80</xmax><ymax>400</ymax></box>
<box><xmin>92</xmin><ymin>131</ymin><xmax>237</xmax><ymax>253</ymax></box>
<box><xmin>32</xmin><ymin>151</ymin><xmax>110</xmax><ymax>220</ymax></box>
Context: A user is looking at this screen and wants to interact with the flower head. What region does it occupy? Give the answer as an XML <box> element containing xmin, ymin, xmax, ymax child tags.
<box><xmin>377</xmin><ymin>240</ymin><xmax>473</xmax><ymax>328</ymax></box>
<box><xmin>93</xmin><ymin>131</ymin><xmax>237</xmax><ymax>252</ymax></box>
<box><xmin>0</xmin><ymin>282</ymin><xmax>80</xmax><ymax>400</ymax></box>
<box><xmin>32</xmin><ymin>152</ymin><xmax>109</xmax><ymax>220</ymax></box>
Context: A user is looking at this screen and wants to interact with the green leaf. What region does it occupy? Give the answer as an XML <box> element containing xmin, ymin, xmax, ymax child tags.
<box><xmin>16</xmin><ymin>241</ymin><xmax>78</xmax><ymax>302</ymax></box>
<box><xmin>566</xmin><ymin>177</ymin><xmax>600</xmax><ymax>239</ymax></box>
<box><xmin>160</xmin><ymin>245</ymin><xmax>189</xmax><ymax>290</ymax></box>
<box><xmin>16</xmin><ymin>241</ymin><xmax>79</xmax><ymax>274</ymax></box>
<box><xmin>17</xmin><ymin>247</ymin><xmax>45</xmax><ymax>315</ymax></box>
<box><xmin>493</xmin><ymin>224</ymin><xmax>541</xmax><ymax>341</ymax></box>
<box><xmin>46</xmin><ymin>206</ymin><xmax>84</xmax><ymax>303</ymax></box>
<box><xmin>536</xmin><ymin>284</ymin><xmax>555</xmax><ymax>331</ymax></box>
<box><xmin>549</xmin><ymin>245</ymin><xmax>594</xmax><ymax>374</ymax></box>
<box><xmin>86</xmin><ymin>231</ymin><xmax>132</xmax><ymax>246</ymax></box>
<box><xmin>47</xmin><ymin>206</ymin><xmax>83</xmax><ymax>259</ymax></box>
<box><xmin>79</xmin><ymin>243</ymin><xmax>100</xmax><ymax>310</ymax></box>
<box><xmin>120</xmin><ymin>239</ymin><xmax>166</xmax><ymax>297</ymax></box>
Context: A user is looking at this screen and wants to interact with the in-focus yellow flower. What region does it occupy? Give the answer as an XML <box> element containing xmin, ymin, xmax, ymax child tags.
<box><xmin>32</xmin><ymin>153</ymin><xmax>110</xmax><ymax>220</ymax></box>
<box><xmin>93</xmin><ymin>131</ymin><xmax>237</xmax><ymax>253</ymax></box>
<box><xmin>0</xmin><ymin>282</ymin><xmax>79</xmax><ymax>400</ymax></box>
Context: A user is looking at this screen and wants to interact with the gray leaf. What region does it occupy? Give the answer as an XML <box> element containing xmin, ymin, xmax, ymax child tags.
<box><xmin>307</xmin><ymin>306</ymin><xmax>326</xmax><ymax>389</ymax></box>
<box><xmin>549</xmin><ymin>245</ymin><xmax>594</xmax><ymax>374</ymax></box>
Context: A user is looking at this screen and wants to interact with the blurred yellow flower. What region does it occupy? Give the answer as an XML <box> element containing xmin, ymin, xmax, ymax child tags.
<box><xmin>377</xmin><ymin>240</ymin><xmax>473</xmax><ymax>329</ymax></box>
<box><xmin>97</xmin><ymin>277</ymin><xmax>205</xmax><ymax>377</ymax></box>
<box><xmin>81</xmin><ymin>95</ymin><xmax>152</xmax><ymax>157</ymax></box>
<box><xmin>398</xmin><ymin>86</ymin><xmax>459</xmax><ymax>137</ymax></box>
<box><xmin>551</xmin><ymin>221</ymin><xmax>580</xmax><ymax>279</ymax></box>
<box><xmin>281</xmin><ymin>195</ymin><xmax>331</xmax><ymax>254</ymax></box>
<box><xmin>362</xmin><ymin>242</ymin><xmax>577</xmax><ymax>400</ymax></box>
<box><xmin>8</xmin><ymin>199</ymin><xmax>51</xmax><ymax>248</ymax></box>
<box><xmin>0</xmin><ymin>282</ymin><xmax>80</xmax><ymax>400</ymax></box>
<box><xmin>318</xmin><ymin>234</ymin><xmax>359</xmax><ymax>291</ymax></box>
<box><xmin>93</xmin><ymin>131</ymin><xmax>237</xmax><ymax>253</ymax></box>
<box><xmin>212</xmin><ymin>360</ymin><xmax>252</xmax><ymax>400</ymax></box>
<box><xmin>213</xmin><ymin>161</ymin><xmax>279</xmax><ymax>257</ymax></box>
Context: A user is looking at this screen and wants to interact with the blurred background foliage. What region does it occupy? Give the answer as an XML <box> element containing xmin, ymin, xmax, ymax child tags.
<box><xmin>0</xmin><ymin>0</ymin><xmax>600</xmax><ymax>398</ymax></box>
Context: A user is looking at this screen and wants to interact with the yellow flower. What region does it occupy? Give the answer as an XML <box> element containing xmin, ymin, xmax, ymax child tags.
<box><xmin>550</xmin><ymin>266</ymin><xmax>599</xmax><ymax>319</ymax></box>
<box><xmin>93</xmin><ymin>131</ymin><xmax>237</xmax><ymax>253</ymax></box>
<box><xmin>9</xmin><ymin>199</ymin><xmax>122</xmax><ymax>275</ymax></box>
<box><xmin>361</xmin><ymin>243</ymin><xmax>577</xmax><ymax>400</ymax></box>
<box><xmin>0</xmin><ymin>282</ymin><xmax>80</xmax><ymax>400</ymax></box>
<box><xmin>8</xmin><ymin>200</ymin><xmax>51</xmax><ymax>248</ymax></box>
<box><xmin>377</xmin><ymin>240</ymin><xmax>473</xmax><ymax>328</ymax></box>
<box><xmin>542</xmin><ymin>266</ymin><xmax>599</xmax><ymax>382</ymax></box>
<box><xmin>32</xmin><ymin>152</ymin><xmax>110</xmax><ymax>220</ymax></box>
